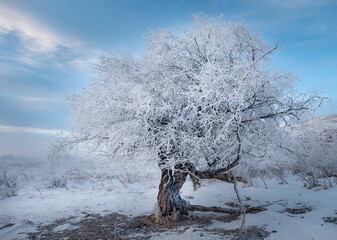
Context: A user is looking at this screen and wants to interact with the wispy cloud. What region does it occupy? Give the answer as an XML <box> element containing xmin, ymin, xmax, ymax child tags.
<box><xmin>0</xmin><ymin>3</ymin><xmax>101</xmax><ymax>69</ymax></box>
<box><xmin>0</xmin><ymin>4</ymin><xmax>80</xmax><ymax>53</ymax></box>
<box><xmin>0</xmin><ymin>125</ymin><xmax>60</xmax><ymax>135</ymax></box>
<box><xmin>16</xmin><ymin>95</ymin><xmax>64</xmax><ymax>103</ymax></box>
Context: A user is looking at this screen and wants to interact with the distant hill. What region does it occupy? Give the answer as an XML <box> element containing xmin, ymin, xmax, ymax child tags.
<box><xmin>307</xmin><ymin>113</ymin><xmax>337</xmax><ymax>143</ymax></box>
<box><xmin>292</xmin><ymin>113</ymin><xmax>337</xmax><ymax>139</ymax></box>
<box><xmin>312</xmin><ymin>113</ymin><xmax>337</xmax><ymax>126</ymax></box>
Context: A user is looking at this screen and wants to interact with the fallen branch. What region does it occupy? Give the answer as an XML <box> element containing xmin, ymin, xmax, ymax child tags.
<box><xmin>190</xmin><ymin>204</ymin><xmax>238</xmax><ymax>214</ymax></box>
<box><xmin>189</xmin><ymin>204</ymin><xmax>266</xmax><ymax>215</ymax></box>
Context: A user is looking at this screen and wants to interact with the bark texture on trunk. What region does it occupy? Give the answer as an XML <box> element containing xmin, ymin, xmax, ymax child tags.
<box><xmin>157</xmin><ymin>165</ymin><xmax>189</xmax><ymax>217</ymax></box>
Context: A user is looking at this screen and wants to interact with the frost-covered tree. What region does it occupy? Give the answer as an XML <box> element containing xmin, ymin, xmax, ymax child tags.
<box><xmin>53</xmin><ymin>14</ymin><xmax>322</xmax><ymax>219</ymax></box>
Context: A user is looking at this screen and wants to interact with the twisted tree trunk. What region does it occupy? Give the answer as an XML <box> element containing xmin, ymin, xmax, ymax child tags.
<box><xmin>155</xmin><ymin>162</ymin><xmax>249</xmax><ymax>219</ymax></box>
<box><xmin>157</xmin><ymin>165</ymin><xmax>189</xmax><ymax>217</ymax></box>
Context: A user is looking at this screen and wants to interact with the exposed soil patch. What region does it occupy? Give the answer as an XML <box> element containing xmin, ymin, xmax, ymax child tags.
<box><xmin>322</xmin><ymin>216</ymin><xmax>337</xmax><ymax>225</ymax></box>
<box><xmin>27</xmin><ymin>213</ymin><xmax>127</xmax><ymax>240</ymax></box>
<box><xmin>201</xmin><ymin>226</ymin><xmax>270</xmax><ymax>240</ymax></box>
<box><xmin>283</xmin><ymin>206</ymin><xmax>312</xmax><ymax>214</ymax></box>
<box><xmin>27</xmin><ymin>206</ymin><xmax>268</xmax><ymax>240</ymax></box>
<box><xmin>0</xmin><ymin>223</ymin><xmax>15</xmax><ymax>230</ymax></box>
<box><xmin>234</xmin><ymin>226</ymin><xmax>270</xmax><ymax>240</ymax></box>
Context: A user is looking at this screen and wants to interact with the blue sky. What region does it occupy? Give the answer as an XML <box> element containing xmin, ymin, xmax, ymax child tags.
<box><xmin>0</xmin><ymin>0</ymin><xmax>336</xmax><ymax>158</ymax></box>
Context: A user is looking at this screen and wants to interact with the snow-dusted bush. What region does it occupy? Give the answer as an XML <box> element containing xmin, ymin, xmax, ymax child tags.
<box><xmin>0</xmin><ymin>154</ymin><xmax>157</xmax><ymax>198</ymax></box>
<box><xmin>288</xmin><ymin>117</ymin><xmax>337</xmax><ymax>188</ymax></box>
<box><xmin>0</xmin><ymin>170</ymin><xmax>17</xmax><ymax>198</ymax></box>
<box><xmin>0</xmin><ymin>155</ymin><xmax>40</xmax><ymax>198</ymax></box>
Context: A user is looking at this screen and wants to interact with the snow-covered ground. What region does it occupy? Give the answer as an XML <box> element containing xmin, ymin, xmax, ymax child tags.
<box><xmin>0</xmin><ymin>175</ymin><xmax>336</xmax><ymax>239</ymax></box>
<box><xmin>1</xmin><ymin>114</ymin><xmax>336</xmax><ymax>239</ymax></box>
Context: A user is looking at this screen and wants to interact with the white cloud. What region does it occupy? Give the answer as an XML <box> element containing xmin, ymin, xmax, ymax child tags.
<box><xmin>14</xmin><ymin>56</ymin><xmax>40</xmax><ymax>67</ymax></box>
<box><xmin>0</xmin><ymin>125</ymin><xmax>61</xmax><ymax>135</ymax></box>
<box><xmin>0</xmin><ymin>3</ymin><xmax>101</xmax><ymax>69</ymax></box>
<box><xmin>16</xmin><ymin>96</ymin><xmax>64</xmax><ymax>103</ymax></box>
<box><xmin>69</xmin><ymin>52</ymin><xmax>103</xmax><ymax>70</ymax></box>
<box><xmin>0</xmin><ymin>4</ymin><xmax>80</xmax><ymax>53</ymax></box>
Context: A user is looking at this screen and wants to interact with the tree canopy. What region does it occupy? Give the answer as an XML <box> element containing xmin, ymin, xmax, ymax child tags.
<box><xmin>60</xmin><ymin>14</ymin><xmax>321</xmax><ymax>179</ymax></box>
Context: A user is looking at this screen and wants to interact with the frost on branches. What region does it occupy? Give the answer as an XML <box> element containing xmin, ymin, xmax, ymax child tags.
<box><xmin>52</xmin><ymin>14</ymin><xmax>323</xmax><ymax>220</ymax></box>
